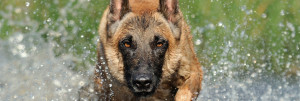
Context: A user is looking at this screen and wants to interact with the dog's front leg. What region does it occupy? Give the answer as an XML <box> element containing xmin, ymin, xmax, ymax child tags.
<box><xmin>175</xmin><ymin>68</ymin><xmax>202</xmax><ymax>101</ymax></box>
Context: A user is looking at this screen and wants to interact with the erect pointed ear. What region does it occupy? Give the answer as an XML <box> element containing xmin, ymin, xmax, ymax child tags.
<box><xmin>159</xmin><ymin>0</ymin><xmax>179</xmax><ymax>23</ymax></box>
<box><xmin>109</xmin><ymin>0</ymin><xmax>130</xmax><ymax>22</ymax></box>
<box><xmin>106</xmin><ymin>0</ymin><xmax>130</xmax><ymax>38</ymax></box>
<box><xmin>159</xmin><ymin>0</ymin><xmax>183</xmax><ymax>39</ymax></box>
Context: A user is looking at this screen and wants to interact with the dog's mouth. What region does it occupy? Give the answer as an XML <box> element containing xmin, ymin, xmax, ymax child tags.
<box><xmin>130</xmin><ymin>82</ymin><xmax>156</xmax><ymax>96</ymax></box>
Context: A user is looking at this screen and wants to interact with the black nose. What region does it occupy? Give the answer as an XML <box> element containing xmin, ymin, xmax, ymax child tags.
<box><xmin>133</xmin><ymin>76</ymin><xmax>152</xmax><ymax>89</ymax></box>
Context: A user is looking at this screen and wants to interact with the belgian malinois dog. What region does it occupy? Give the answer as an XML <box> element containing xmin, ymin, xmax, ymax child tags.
<box><xmin>79</xmin><ymin>0</ymin><xmax>203</xmax><ymax>100</ymax></box>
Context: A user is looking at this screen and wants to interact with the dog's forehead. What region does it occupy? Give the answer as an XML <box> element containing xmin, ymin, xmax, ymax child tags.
<box><xmin>120</xmin><ymin>14</ymin><xmax>170</xmax><ymax>40</ymax></box>
<box><xmin>124</xmin><ymin>14</ymin><xmax>160</xmax><ymax>28</ymax></box>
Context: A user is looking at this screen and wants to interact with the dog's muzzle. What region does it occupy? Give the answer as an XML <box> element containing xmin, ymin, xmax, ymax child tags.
<box><xmin>131</xmin><ymin>74</ymin><xmax>155</xmax><ymax>96</ymax></box>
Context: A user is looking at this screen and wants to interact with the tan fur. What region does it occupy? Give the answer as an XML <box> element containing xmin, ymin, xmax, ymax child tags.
<box><xmin>129</xmin><ymin>0</ymin><xmax>159</xmax><ymax>14</ymax></box>
<box><xmin>78</xmin><ymin>0</ymin><xmax>203</xmax><ymax>101</ymax></box>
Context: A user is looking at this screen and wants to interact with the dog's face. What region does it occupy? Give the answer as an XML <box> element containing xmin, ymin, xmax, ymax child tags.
<box><xmin>100</xmin><ymin>0</ymin><xmax>183</xmax><ymax>97</ymax></box>
<box><xmin>117</xmin><ymin>16</ymin><xmax>171</xmax><ymax>96</ymax></box>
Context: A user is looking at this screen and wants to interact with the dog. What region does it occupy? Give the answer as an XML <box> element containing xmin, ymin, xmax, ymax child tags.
<box><xmin>79</xmin><ymin>0</ymin><xmax>203</xmax><ymax>100</ymax></box>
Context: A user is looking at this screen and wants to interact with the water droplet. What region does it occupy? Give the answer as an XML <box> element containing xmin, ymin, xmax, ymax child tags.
<box><xmin>207</xmin><ymin>23</ymin><xmax>215</xmax><ymax>30</ymax></box>
<box><xmin>15</xmin><ymin>8</ymin><xmax>21</xmax><ymax>13</ymax></box>
<box><xmin>246</xmin><ymin>10</ymin><xmax>253</xmax><ymax>15</ymax></box>
<box><xmin>286</xmin><ymin>62</ymin><xmax>290</xmax><ymax>68</ymax></box>
<box><xmin>279</xmin><ymin>22</ymin><xmax>284</xmax><ymax>27</ymax></box>
<box><xmin>16</xmin><ymin>34</ymin><xmax>24</xmax><ymax>42</ymax></box>
<box><xmin>261</xmin><ymin>13</ymin><xmax>267</xmax><ymax>18</ymax></box>
<box><xmin>228</xmin><ymin>41</ymin><xmax>233</xmax><ymax>47</ymax></box>
<box><xmin>258</xmin><ymin>69</ymin><xmax>262</xmax><ymax>73</ymax></box>
<box><xmin>286</xmin><ymin>22</ymin><xmax>295</xmax><ymax>32</ymax></box>
<box><xmin>241</xmin><ymin>5</ymin><xmax>246</xmax><ymax>11</ymax></box>
<box><xmin>46</xmin><ymin>18</ymin><xmax>51</xmax><ymax>22</ymax></box>
<box><xmin>25</xmin><ymin>2</ymin><xmax>30</xmax><ymax>7</ymax></box>
<box><xmin>278</xmin><ymin>86</ymin><xmax>282</xmax><ymax>89</ymax></box>
<box><xmin>20</xmin><ymin>52</ymin><xmax>28</xmax><ymax>58</ymax></box>
<box><xmin>251</xmin><ymin>73</ymin><xmax>257</xmax><ymax>78</ymax></box>
<box><xmin>218</xmin><ymin>22</ymin><xmax>224</xmax><ymax>27</ymax></box>
<box><xmin>297</xmin><ymin>71</ymin><xmax>300</xmax><ymax>76</ymax></box>
<box><xmin>280</xmin><ymin>10</ymin><xmax>285</xmax><ymax>16</ymax></box>
<box><xmin>17</xmin><ymin>44</ymin><xmax>25</xmax><ymax>50</ymax></box>
<box><xmin>195</xmin><ymin>39</ymin><xmax>201</xmax><ymax>45</ymax></box>
<box><xmin>291</xmin><ymin>33</ymin><xmax>295</xmax><ymax>38</ymax></box>
<box><xmin>53</xmin><ymin>80</ymin><xmax>61</xmax><ymax>87</ymax></box>
<box><xmin>88</xmin><ymin>88</ymin><xmax>94</xmax><ymax>92</ymax></box>
<box><xmin>79</xmin><ymin>81</ymin><xmax>85</xmax><ymax>86</ymax></box>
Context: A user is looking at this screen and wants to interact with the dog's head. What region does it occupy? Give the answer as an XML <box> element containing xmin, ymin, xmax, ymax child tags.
<box><xmin>99</xmin><ymin>0</ymin><xmax>185</xmax><ymax>97</ymax></box>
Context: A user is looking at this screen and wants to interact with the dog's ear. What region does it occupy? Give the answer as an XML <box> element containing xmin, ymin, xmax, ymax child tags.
<box><xmin>159</xmin><ymin>0</ymin><xmax>182</xmax><ymax>39</ymax></box>
<box><xmin>109</xmin><ymin>0</ymin><xmax>130</xmax><ymax>21</ymax></box>
<box><xmin>159</xmin><ymin>0</ymin><xmax>179</xmax><ymax>23</ymax></box>
<box><xmin>106</xmin><ymin>0</ymin><xmax>130</xmax><ymax>37</ymax></box>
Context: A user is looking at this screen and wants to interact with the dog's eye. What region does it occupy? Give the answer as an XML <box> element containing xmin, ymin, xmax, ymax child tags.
<box><xmin>152</xmin><ymin>36</ymin><xmax>168</xmax><ymax>49</ymax></box>
<box><xmin>124</xmin><ymin>42</ymin><xmax>131</xmax><ymax>48</ymax></box>
<box><xmin>156</xmin><ymin>42</ymin><xmax>163</xmax><ymax>47</ymax></box>
<box><xmin>156</xmin><ymin>39</ymin><xmax>165</xmax><ymax>47</ymax></box>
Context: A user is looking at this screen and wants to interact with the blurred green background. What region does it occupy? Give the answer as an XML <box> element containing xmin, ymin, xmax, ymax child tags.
<box><xmin>1</xmin><ymin>0</ymin><xmax>300</xmax><ymax>79</ymax></box>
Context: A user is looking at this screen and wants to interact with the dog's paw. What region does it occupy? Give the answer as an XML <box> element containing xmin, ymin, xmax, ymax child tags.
<box><xmin>175</xmin><ymin>87</ymin><xmax>193</xmax><ymax>101</ymax></box>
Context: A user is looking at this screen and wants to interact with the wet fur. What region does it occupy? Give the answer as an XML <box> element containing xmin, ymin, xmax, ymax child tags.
<box><xmin>79</xmin><ymin>0</ymin><xmax>203</xmax><ymax>101</ymax></box>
